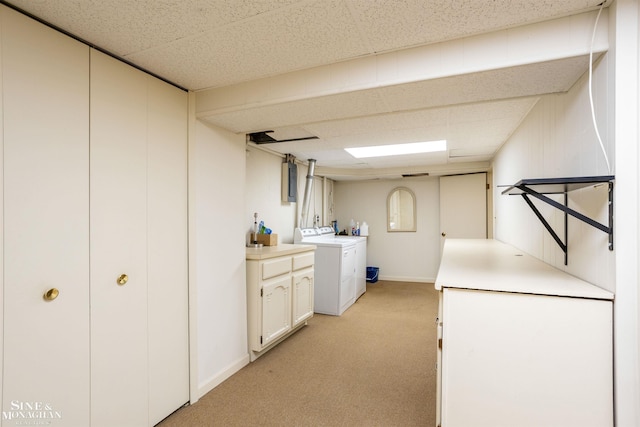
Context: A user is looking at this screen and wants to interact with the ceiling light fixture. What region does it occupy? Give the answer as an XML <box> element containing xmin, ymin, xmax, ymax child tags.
<box><xmin>345</xmin><ymin>140</ymin><xmax>447</xmax><ymax>158</ymax></box>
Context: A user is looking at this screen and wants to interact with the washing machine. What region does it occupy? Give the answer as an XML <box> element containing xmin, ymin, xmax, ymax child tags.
<box><xmin>294</xmin><ymin>227</ymin><xmax>357</xmax><ymax>315</ymax></box>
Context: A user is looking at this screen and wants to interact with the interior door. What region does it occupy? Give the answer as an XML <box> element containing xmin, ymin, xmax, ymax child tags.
<box><xmin>2</xmin><ymin>8</ymin><xmax>90</xmax><ymax>426</ymax></box>
<box><xmin>439</xmin><ymin>173</ymin><xmax>487</xmax><ymax>251</ymax></box>
<box><xmin>90</xmin><ymin>50</ymin><xmax>149</xmax><ymax>427</ymax></box>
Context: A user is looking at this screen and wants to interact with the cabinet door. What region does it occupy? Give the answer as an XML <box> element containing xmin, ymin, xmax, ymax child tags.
<box><xmin>1</xmin><ymin>7</ymin><xmax>90</xmax><ymax>426</ymax></box>
<box><xmin>261</xmin><ymin>276</ymin><xmax>292</xmax><ymax>348</ymax></box>
<box><xmin>292</xmin><ymin>269</ymin><xmax>314</xmax><ymax>327</ymax></box>
<box><xmin>90</xmin><ymin>50</ymin><xmax>149</xmax><ymax>427</ymax></box>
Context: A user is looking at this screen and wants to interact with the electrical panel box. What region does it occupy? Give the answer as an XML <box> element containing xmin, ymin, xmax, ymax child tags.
<box><xmin>282</xmin><ymin>162</ymin><xmax>297</xmax><ymax>202</ymax></box>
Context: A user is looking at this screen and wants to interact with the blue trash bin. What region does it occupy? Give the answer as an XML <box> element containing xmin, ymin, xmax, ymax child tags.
<box><xmin>366</xmin><ymin>267</ymin><xmax>379</xmax><ymax>283</ymax></box>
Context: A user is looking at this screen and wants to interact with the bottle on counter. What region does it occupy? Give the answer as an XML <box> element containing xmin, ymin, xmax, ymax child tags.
<box><xmin>360</xmin><ymin>221</ymin><xmax>369</xmax><ymax>236</ymax></box>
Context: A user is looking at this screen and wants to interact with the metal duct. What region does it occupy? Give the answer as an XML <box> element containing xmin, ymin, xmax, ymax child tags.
<box><xmin>299</xmin><ymin>159</ymin><xmax>316</xmax><ymax>228</ymax></box>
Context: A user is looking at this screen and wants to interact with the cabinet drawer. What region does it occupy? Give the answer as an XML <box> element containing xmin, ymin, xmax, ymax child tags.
<box><xmin>262</xmin><ymin>257</ymin><xmax>291</xmax><ymax>280</ymax></box>
<box><xmin>292</xmin><ymin>252</ymin><xmax>314</xmax><ymax>271</ymax></box>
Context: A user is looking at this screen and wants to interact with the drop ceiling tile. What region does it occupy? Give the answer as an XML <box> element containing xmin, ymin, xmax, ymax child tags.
<box><xmin>126</xmin><ymin>0</ymin><xmax>368</xmax><ymax>89</ymax></box>
<box><xmin>347</xmin><ymin>0</ymin><xmax>606</xmax><ymax>54</ymax></box>
<box><xmin>9</xmin><ymin>0</ymin><xmax>302</xmax><ymax>56</ymax></box>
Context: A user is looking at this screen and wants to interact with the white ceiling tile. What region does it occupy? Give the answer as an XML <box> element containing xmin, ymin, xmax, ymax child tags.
<box><xmin>347</xmin><ymin>0</ymin><xmax>605</xmax><ymax>53</ymax></box>
<box><xmin>9</xmin><ymin>0</ymin><xmax>302</xmax><ymax>56</ymax></box>
<box><xmin>126</xmin><ymin>0</ymin><xmax>368</xmax><ymax>89</ymax></box>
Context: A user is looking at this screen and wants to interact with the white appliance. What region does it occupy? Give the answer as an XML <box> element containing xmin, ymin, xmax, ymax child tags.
<box><xmin>294</xmin><ymin>227</ymin><xmax>358</xmax><ymax>315</ymax></box>
<box><xmin>330</xmin><ymin>234</ymin><xmax>367</xmax><ymax>300</ymax></box>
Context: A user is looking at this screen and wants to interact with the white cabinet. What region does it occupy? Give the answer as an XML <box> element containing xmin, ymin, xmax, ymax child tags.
<box><xmin>435</xmin><ymin>239</ymin><xmax>614</xmax><ymax>427</ymax></box>
<box><xmin>0</xmin><ymin>7</ymin><xmax>188</xmax><ymax>427</ymax></box>
<box><xmin>246</xmin><ymin>245</ymin><xmax>315</xmax><ymax>361</ymax></box>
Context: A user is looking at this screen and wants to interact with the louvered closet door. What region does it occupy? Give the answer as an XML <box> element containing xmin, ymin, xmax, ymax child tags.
<box><xmin>90</xmin><ymin>50</ymin><xmax>149</xmax><ymax>427</ymax></box>
<box><xmin>1</xmin><ymin>6</ymin><xmax>90</xmax><ymax>426</ymax></box>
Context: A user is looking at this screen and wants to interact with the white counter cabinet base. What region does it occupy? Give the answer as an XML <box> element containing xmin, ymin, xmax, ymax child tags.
<box><xmin>435</xmin><ymin>239</ymin><xmax>614</xmax><ymax>427</ymax></box>
<box><xmin>246</xmin><ymin>244</ymin><xmax>315</xmax><ymax>362</ymax></box>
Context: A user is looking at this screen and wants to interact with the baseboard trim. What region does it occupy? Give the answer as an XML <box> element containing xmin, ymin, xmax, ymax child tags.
<box><xmin>377</xmin><ymin>275</ymin><xmax>436</xmax><ymax>283</ymax></box>
<box><xmin>197</xmin><ymin>354</ymin><xmax>250</xmax><ymax>399</ymax></box>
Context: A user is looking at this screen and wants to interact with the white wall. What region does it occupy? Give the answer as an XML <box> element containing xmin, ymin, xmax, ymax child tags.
<box><xmin>245</xmin><ymin>146</ymin><xmax>324</xmax><ymax>243</ymax></box>
<box><xmin>191</xmin><ymin>125</ymin><xmax>327</xmax><ymax>400</ymax></box>
<box><xmin>610</xmin><ymin>0</ymin><xmax>640</xmax><ymax>424</ymax></box>
<box><xmin>493</xmin><ymin>54</ymin><xmax>615</xmax><ymax>292</ymax></box>
<box><xmin>191</xmin><ymin>119</ymin><xmax>248</xmax><ymax>398</ymax></box>
<box><xmin>334</xmin><ymin>178</ymin><xmax>441</xmax><ymax>282</ymax></box>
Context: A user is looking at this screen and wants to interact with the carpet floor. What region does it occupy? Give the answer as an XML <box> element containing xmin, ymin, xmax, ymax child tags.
<box><xmin>158</xmin><ymin>280</ymin><xmax>439</xmax><ymax>427</ymax></box>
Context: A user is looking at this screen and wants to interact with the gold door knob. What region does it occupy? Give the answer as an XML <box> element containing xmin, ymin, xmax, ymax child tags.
<box><xmin>441</xmin><ymin>232</ymin><xmax>446</xmax><ymax>237</ymax></box>
<box><xmin>43</xmin><ymin>288</ymin><xmax>59</xmax><ymax>301</ymax></box>
<box><xmin>117</xmin><ymin>274</ymin><xmax>128</xmax><ymax>285</ymax></box>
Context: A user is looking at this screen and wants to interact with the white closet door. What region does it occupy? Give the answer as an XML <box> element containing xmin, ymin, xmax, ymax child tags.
<box><xmin>90</xmin><ymin>50</ymin><xmax>148</xmax><ymax>427</ymax></box>
<box><xmin>147</xmin><ymin>77</ymin><xmax>189</xmax><ymax>425</ymax></box>
<box><xmin>1</xmin><ymin>7</ymin><xmax>90</xmax><ymax>426</ymax></box>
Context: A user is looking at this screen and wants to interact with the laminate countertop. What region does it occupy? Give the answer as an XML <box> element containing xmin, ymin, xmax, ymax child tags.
<box><xmin>246</xmin><ymin>243</ymin><xmax>316</xmax><ymax>260</ymax></box>
<box><xmin>435</xmin><ymin>239</ymin><xmax>613</xmax><ymax>300</ymax></box>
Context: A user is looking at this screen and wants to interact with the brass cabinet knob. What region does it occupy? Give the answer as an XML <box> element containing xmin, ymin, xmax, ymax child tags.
<box><xmin>441</xmin><ymin>232</ymin><xmax>446</xmax><ymax>237</ymax></box>
<box><xmin>43</xmin><ymin>288</ymin><xmax>59</xmax><ymax>301</ymax></box>
<box><xmin>117</xmin><ymin>274</ymin><xmax>128</xmax><ymax>286</ymax></box>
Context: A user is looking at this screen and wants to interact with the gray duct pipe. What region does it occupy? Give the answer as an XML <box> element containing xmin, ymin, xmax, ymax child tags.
<box><xmin>300</xmin><ymin>159</ymin><xmax>316</xmax><ymax>228</ymax></box>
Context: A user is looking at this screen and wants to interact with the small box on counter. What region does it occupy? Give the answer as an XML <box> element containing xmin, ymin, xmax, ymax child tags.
<box><xmin>256</xmin><ymin>233</ymin><xmax>278</xmax><ymax>246</ymax></box>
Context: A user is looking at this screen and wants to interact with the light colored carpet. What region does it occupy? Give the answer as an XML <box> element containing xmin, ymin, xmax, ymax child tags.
<box><xmin>158</xmin><ymin>280</ymin><xmax>439</xmax><ymax>426</ymax></box>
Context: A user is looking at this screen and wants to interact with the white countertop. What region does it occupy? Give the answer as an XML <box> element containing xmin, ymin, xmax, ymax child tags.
<box><xmin>435</xmin><ymin>239</ymin><xmax>613</xmax><ymax>300</ymax></box>
<box><xmin>246</xmin><ymin>243</ymin><xmax>316</xmax><ymax>260</ymax></box>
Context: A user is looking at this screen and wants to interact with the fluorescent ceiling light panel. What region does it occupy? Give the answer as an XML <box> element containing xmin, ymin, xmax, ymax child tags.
<box><xmin>345</xmin><ymin>140</ymin><xmax>447</xmax><ymax>158</ymax></box>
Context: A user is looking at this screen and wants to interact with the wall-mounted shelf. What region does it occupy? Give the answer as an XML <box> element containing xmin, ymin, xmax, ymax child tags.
<box><xmin>500</xmin><ymin>176</ymin><xmax>614</xmax><ymax>265</ymax></box>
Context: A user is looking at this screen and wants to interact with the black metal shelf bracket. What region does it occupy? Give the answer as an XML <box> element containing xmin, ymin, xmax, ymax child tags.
<box><xmin>501</xmin><ymin>176</ymin><xmax>614</xmax><ymax>265</ymax></box>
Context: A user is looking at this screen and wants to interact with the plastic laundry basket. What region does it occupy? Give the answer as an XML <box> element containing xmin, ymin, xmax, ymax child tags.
<box><xmin>366</xmin><ymin>266</ymin><xmax>379</xmax><ymax>283</ymax></box>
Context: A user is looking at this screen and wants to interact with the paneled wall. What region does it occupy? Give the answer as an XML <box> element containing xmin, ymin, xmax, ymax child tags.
<box><xmin>493</xmin><ymin>54</ymin><xmax>614</xmax><ymax>292</ymax></box>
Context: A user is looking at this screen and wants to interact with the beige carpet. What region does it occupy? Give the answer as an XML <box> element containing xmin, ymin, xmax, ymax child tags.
<box><xmin>158</xmin><ymin>280</ymin><xmax>439</xmax><ymax>427</ymax></box>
